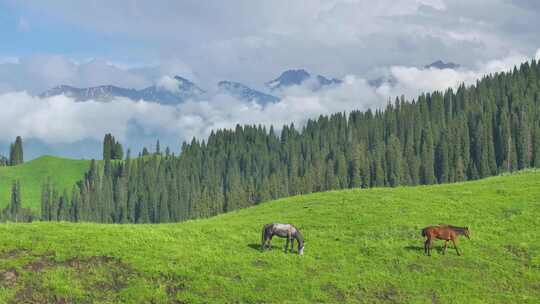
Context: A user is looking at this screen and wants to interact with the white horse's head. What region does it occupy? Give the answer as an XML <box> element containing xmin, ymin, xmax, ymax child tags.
<box><xmin>298</xmin><ymin>244</ymin><xmax>304</xmax><ymax>255</ymax></box>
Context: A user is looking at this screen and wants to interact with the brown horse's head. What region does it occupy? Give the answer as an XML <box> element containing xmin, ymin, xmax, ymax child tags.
<box><xmin>463</xmin><ymin>227</ymin><xmax>471</xmax><ymax>239</ymax></box>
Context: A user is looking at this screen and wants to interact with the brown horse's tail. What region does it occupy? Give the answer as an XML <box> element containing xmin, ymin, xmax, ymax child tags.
<box><xmin>421</xmin><ymin>227</ymin><xmax>427</xmax><ymax>237</ymax></box>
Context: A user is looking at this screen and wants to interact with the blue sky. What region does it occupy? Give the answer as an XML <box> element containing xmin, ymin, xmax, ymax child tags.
<box><xmin>0</xmin><ymin>1</ymin><xmax>151</xmax><ymax>66</ymax></box>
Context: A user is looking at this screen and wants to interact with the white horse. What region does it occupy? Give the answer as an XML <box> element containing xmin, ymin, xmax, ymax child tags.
<box><xmin>261</xmin><ymin>223</ymin><xmax>304</xmax><ymax>255</ymax></box>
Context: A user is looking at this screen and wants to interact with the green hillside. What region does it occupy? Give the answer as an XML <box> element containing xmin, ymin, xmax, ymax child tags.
<box><xmin>0</xmin><ymin>171</ymin><xmax>538</xmax><ymax>303</ymax></box>
<box><xmin>0</xmin><ymin>156</ymin><xmax>91</xmax><ymax>211</ymax></box>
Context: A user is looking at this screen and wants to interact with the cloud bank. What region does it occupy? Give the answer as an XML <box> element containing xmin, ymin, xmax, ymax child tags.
<box><xmin>3</xmin><ymin>0</ymin><xmax>540</xmax><ymax>90</ymax></box>
<box><xmin>0</xmin><ymin>56</ymin><xmax>152</xmax><ymax>95</ymax></box>
<box><xmin>0</xmin><ymin>50</ymin><xmax>535</xmax><ymax>159</ymax></box>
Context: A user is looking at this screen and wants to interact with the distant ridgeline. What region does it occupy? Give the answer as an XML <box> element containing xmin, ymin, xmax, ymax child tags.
<box><xmin>39</xmin><ymin>60</ymin><xmax>540</xmax><ymax>223</ymax></box>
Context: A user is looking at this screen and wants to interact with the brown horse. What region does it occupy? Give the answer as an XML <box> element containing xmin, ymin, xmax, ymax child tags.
<box><xmin>421</xmin><ymin>224</ymin><xmax>470</xmax><ymax>256</ymax></box>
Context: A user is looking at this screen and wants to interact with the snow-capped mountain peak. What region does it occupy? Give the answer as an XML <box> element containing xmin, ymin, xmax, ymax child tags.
<box><xmin>266</xmin><ymin>69</ymin><xmax>311</xmax><ymax>90</ymax></box>
<box><xmin>424</xmin><ymin>60</ymin><xmax>460</xmax><ymax>70</ymax></box>
<box><xmin>266</xmin><ymin>69</ymin><xmax>342</xmax><ymax>91</ymax></box>
<box><xmin>218</xmin><ymin>81</ymin><xmax>279</xmax><ymax>105</ymax></box>
<box><xmin>40</xmin><ymin>75</ymin><xmax>205</xmax><ymax>105</ymax></box>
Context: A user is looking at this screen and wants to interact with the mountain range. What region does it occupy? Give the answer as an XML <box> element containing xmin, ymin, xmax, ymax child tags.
<box><xmin>217</xmin><ymin>81</ymin><xmax>279</xmax><ymax>105</ymax></box>
<box><xmin>266</xmin><ymin>69</ymin><xmax>342</xmax><ymax>91</ymax></box>
<box><xmin>424</xmin><ymin>60</ymin><xmax>460</xmax><ymax>70</ymax></box>
<box><xmin>40</xmin><ymin>76</ymin><xmax>205</xmax><ymax>105</ymax></box>
<box><xmin>40</xmin><ymin>61</ymin><xmax>458</xmax><ymax>104</ymax></box>
<box><xmin>40</xmin><ymin>69</ymin><xmax>343</xmax><ymax>105</ymax></box>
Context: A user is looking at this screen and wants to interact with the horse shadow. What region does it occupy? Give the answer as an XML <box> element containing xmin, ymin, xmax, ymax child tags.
<box><xmin>404</xmin><ymin>245</ymin><xmax>423</xmax><ymax>251</ymax></box>
<box><xmin>404</xmin><ymin>245</ymin><xmax>445</xmax><ymax>254</ymax></box>
<box><xmin>247</xmin><ymin>243</ymin><xmax>261</xmax><ymax>251</ymax></box>
<box><xmin>247</xmin><ymin>243</ymin><xmax>285</xmax><ymax>252</ymax></box>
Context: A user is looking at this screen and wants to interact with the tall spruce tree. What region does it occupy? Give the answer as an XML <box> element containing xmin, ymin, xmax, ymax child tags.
<box><xmin>9</xmin><ymin>180</ymin><xmax>21</xmax><ymax>221</ymax></box>
<box><xmin>103</xmin><ymin>133</ymin><xmax>124</xmax><ymax>160</ymax></box>
<box><xmin>9</xmin><ymin>136</ymin><xmax>24</xmax><ymax>166</ymax></box>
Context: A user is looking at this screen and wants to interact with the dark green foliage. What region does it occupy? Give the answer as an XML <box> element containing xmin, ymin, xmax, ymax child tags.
<box><xmin>9</xmin><ymin>180</ymin><xmax>21</xmax><ymax>220</ymax></box>
<box><xmin>142</xmin><ymin>147</ymin><xmax>150</xmax><ymax>157</ymax></box>
<box><xmin>2</xmin><ymin>180</ymin><xmax>34</xmax><ymax>222</ymax></box>
<box><xmin>9</xmin><ymin>136</ymin><xmax>24</xmax><ymax>166</ymax></box>
<box><xmin>0</xmin><ymin>155</ymin><xmax>8</xmax><ymax>166</ymax></box>
<box><xmin>39</xmin><ymin>59</ymin><xmax>540</xmax><ymax>223</ymax></box>
<box><xmin>103</xmin><ymin>134</ymin><xmax>123</xmax><ymax>160</ymax></box>
<box><xmin>155</xmin><ymin>140</ymin><xmax>161</xmax><ymax>155</ymax></box>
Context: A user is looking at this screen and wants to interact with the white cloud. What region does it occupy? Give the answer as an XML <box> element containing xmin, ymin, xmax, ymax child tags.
<box><xmin>417</xmin><ymin>0</ymin><xmax>446</xmax><ymax>10</ymax></box>
<box><xmin>156</xmin><ymin>76</ymin><xmax>179</xmax><ymax>93</ymax></box>
<box><xmin>376</xmin><ymin>50</ymin><xmax>532</xmax><ymax>100</ymax></box>
<box><xmin>7</xmin><ymin>0</ymin><xmax>540</xmax><ymax>88</ymax></box>
<box><xmin>0</xmin><ymin>55</ymin><xmax>152</xmax><ymax>94</ymax></box>
<box><xmin>0</xmin><ymin>50</ymin><xmax>535</xmax><ymax>158</ymax></box>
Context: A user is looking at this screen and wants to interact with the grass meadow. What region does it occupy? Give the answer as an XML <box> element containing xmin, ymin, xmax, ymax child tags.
<box><xmin>0</xmin><ymin>156</ymin><xmax>90</xmax><ymax>211</ymax></box>
<box><xmin>0</xmin><ymin>169</ymin><xmax>538</xmax><ymax>302</ymax></box>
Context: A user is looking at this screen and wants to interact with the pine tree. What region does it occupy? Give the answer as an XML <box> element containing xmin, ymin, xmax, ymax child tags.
<box><xmin>0</xmin><ymin>155</ymin><xmax>8</xmax><ymax>167</ymax></box>
<box><xmin>103</xmin><ymin>133</ymin><xmax>124</xmax><ymax>160</ymax></box>
<box><xmin>142</xmin><ymin>147</ymin><xmax>150</xmax><ymax>156</ymax></box>
<box><xmin>9</xmin><ymin>180</ymin><xmax>21</xmax><ymax>221</ymax></box>
<box><xmin>103</xmin><ymin>134</ymin><xmax>112</xmax><ymax>160</ymax></box>
<box><xmin>533</xmin><ymin>127</ymin><xmax>540</xmax><ymax>167</ymax></box>
<box><xmin>114</xmin><ymin>142</ymin><xmax>124</xmax><ymax>160</ymax></box>
<box><xmin>386</xmin><ymin>135</ymin><xmax>403</xmax><ymax>187</ymax></box>
<box><xmin>41</xmin><ymin>179</ymin><xmax>52</xmax><ymax>221</ymax></box>
<box><xmin>70</xmin><ymin>185</ymin><xmax>80</xmax><ymax>222</ymax></box>
<box><xmin>435</xmin><ymin>131</ymin><xmax>449</xmax><ymax>183</ymax></box>
<box><xmin>9</xmin><ymin>136</ymin><xmax>23</xmax><ymax>166</ymax></box>
<box><xmin>158</xmin><ymin>183</ymin><xmax>170</xmax><ymax>223</ymax></box>
<box><xmin>57</xmin><ymin>189</ymin><xmax>70</xmax><ymax>221</ymax></box>
<box><xmin>420</xmin><ymin>127</ymin><xmax>436</xmax><ymax>184</ymax></box>
<box><xmin>50</xmin><ymin>188</ymin><xmax>59</xmax><ymax>221</ymax></box>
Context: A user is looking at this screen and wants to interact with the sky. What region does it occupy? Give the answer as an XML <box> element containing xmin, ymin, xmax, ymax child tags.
<box><xmin>1</xmin><ymin>0</ymin><xmax>540</xmax><ymax>159</ymax></box>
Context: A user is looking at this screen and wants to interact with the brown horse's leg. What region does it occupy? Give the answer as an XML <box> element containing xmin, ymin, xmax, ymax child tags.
<box><xmin>443</xmin><ymin>240</ymin><xmax>448</xmax><ymax>255</ymax></box>
<box><xmin>452</xmin><ymin>238</ymin><xmax>460</xmax><ymax>256</ymax></box>
<box><xmin>424</xmin><ymin>238</ymin><xmax>432</xmax><ymax>256</ymax></box>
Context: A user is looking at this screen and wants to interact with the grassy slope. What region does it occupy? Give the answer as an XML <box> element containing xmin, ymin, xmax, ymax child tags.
<box><xmin>0</xmin><ymin>172</ymin><xmax>538</xmax><ymax>303</ymax></box>
<box><xmin>0</xmin><ymin>156</ymin><xmax>90</xmax><ymax>211</ymax></box>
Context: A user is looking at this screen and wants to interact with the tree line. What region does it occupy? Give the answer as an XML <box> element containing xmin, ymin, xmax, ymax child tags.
<box><xmin>38</xmin><ymin>59</ymin><xmax>540</xmax><ymax>223</ymax></box>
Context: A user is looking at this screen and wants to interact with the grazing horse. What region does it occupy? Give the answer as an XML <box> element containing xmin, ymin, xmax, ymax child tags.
<box><xmin>261</xmin><ymin>223</ymin><xmax>304</xmax><ymax>255</ymax></box>
<box><xmin>421</xmin><ymin>224</ymin><xmax>470</xmax><ymax>256</ymax></box>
